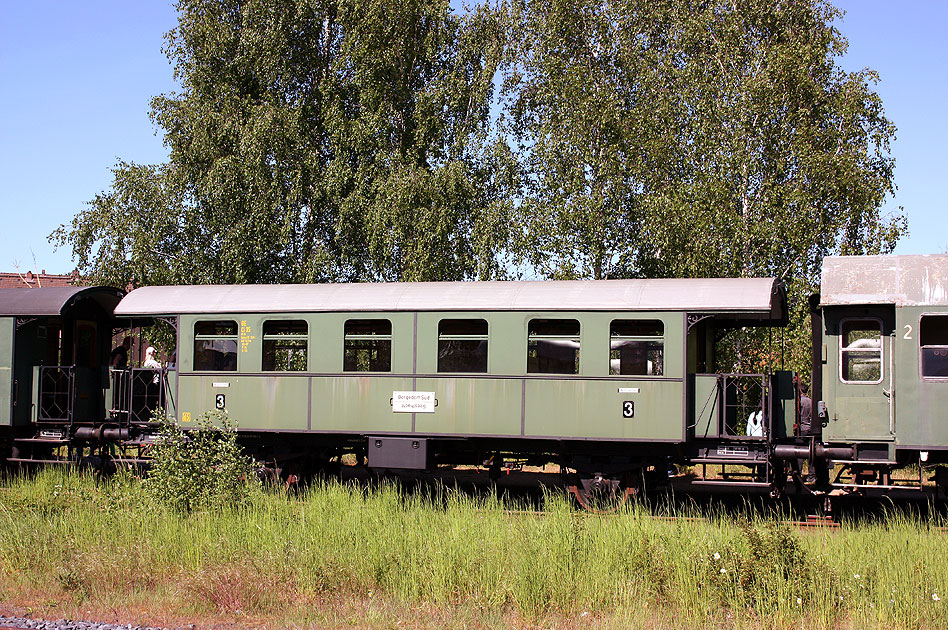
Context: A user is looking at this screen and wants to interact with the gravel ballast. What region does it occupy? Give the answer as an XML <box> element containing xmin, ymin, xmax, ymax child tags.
<box><xmin>0</xmin><ymin>616</ymin><xmax>187</xmax><ymax>630</ymax></box>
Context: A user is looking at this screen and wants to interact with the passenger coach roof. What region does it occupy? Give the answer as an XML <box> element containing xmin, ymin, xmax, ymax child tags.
<box><xmin>115</xmin><ymin>278</ymin><xmax>785</xmax><ymax>319</ymax></box>
<box><xmin>821</xmin><ymin>255</ymin><xmax>948</xmax><ymax>307</ymax></box>
<box><xmin>0</xmin><ymin>286</ymin><xmax>124</xmax><ymax>316</ymax></box>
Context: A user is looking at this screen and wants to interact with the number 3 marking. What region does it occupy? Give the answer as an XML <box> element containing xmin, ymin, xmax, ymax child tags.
<box><xmin>622</xmin><ymin>401</ymin><xmax>634</xmax><ymax>418</ymax></box>
<box><xmin>904</xmin><ymin>324</ymin><xmax>913</xmax><ymax>340</ymax></box>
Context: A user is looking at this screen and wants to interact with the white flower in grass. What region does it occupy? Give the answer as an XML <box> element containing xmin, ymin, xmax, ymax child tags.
<box><xmin>933</xmin><ymin>593</ymin><xmax>940</xmax><ymax>602</ymax></box>
<box><xmin>713</xmin><ymin>552</ymin><xmax>721</xmax><ymax>561</ymax></box>
<box><xmin>854</xmin><ymin>574</ymin><xmax>861</xmax><ymax>580</ymax></box>
<box><xmin>719</xmin><ymin>567</ymin><xmax>727</xmax><ymax>574</ymax></box>
<box><xmin>796</xmin><ymin>597</ymin><xmax>802</xmax><ymax>606</ymax></box>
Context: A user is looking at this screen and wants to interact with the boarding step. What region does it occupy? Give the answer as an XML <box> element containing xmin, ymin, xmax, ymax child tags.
<box><xmin>13</xmin><ymin>438</ymin><xmax>69</xmax><ymax>445</ymax></box>
<box><xmin>831</xmin><ymin>482</ymin><xmax>924</xmax><ymax>491</ymax></box>
<box><xmin>111</xmin><ymin>458</ymin><xmax>151</xmax><ymax>466</ymax></box>
<box><xmin>692</xmin><ymin>444</ymin><xmax>767</xmax><ymax>460</ymax></box>
<box><xmin>688</xmin><ymin>479</ymin><xmax>772</xmax><ymax>488</ymax></box>
<box><xmin>688</xmin><ymin>457</ymin><xmax>768</xmax><ymax>466</ymax></box>
<box><xmin>6</xmin><ymin>458</ymin><xmax>72</xmax><ymax>465</ymax></box>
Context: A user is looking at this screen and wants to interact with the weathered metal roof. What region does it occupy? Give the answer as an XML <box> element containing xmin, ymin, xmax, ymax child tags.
<box><xmin>0</xmin><ymin>286</ymin><xmax>125</xmax><ymax>317</ymax></box>
<box><xmin>115</xmin><ymin>278</ymin><xmax>785</xmax><ymax>318</ymax></box>
<box><xmin>821</xmin><ymin>255</ymin><xmax>948</xmax><ymax>307</ymax></box>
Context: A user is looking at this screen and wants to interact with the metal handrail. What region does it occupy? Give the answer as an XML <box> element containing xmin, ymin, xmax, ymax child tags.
<box><xmin>130</xmin><ymin>367</ymin><xmax>165</xmax><ymax>423</ymax></box>
<box><xmin>109</xmin><ymin>368</ymin><xmax>131</xmax><ymax>424</ymax></box>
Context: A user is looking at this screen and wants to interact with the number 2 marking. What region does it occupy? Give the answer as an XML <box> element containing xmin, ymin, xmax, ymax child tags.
<box><xmin>904</xmin><ymin>324</ymin><xmax>913</xmax><ymax>340</ymax></box>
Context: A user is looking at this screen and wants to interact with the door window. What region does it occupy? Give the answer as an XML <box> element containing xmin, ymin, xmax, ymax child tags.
<box><xmin>840</xmin><ymin>319</ymin><xmax>883</xmax><ymax>383</ymax></box>
<box><xmin>75</xmin><ymin>321</ymin><xmax>97</xmax><ymax>368</ymax></box>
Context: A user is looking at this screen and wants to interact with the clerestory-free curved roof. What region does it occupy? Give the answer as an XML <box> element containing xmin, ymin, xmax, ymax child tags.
<box><xmin>115</xmin><ymin>278</ymin><xmax>786</xmax><ymax>321</ymax></box>
<box><xmin>821</xmin><ymin>255</ymin><xmax>948</xmax><ymax>307</ymax></box>
<box><xmin>0</xmin><ymin>286</ymin><xmax>124</xmax><ymax>317</ymax></box>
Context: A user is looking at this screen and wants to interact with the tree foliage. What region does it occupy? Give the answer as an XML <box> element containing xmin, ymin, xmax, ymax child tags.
<box><xmin>56</xmin><ymin>0</ymin><xmax>508</xmax><ymax>287</ymax></box>
<box><xmin>501</xmin><ymin>0</ymin><xmax>904</xmax><ymax>285</ymax></box>
<box><xmin>56</xmin><ymin>0</ymin><xmax>904</xmax><ymax>373</ymax></box>
<box><xmin>497</xmin><ymin>0</ymin><xmax>905</xmax><ymax>373</ymax></box>
<box><xmin>499</xmin><ymin>0</ymin><xmax>647</xmax><ymax>280</ymax></box>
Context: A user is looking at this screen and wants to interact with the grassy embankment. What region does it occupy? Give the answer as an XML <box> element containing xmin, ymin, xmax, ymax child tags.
<box><xmin>0</xmin><ymin>469</ymin><xmax>945</xmax><ymax>629</ymax></box>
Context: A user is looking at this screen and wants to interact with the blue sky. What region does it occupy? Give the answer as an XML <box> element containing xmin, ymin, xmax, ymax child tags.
<box><xmin>1</xmin><ymin>1</ymin><xmax>945</xmax><ymax>275</ymax></box>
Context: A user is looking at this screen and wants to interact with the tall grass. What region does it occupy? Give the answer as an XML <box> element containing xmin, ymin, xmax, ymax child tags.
<box><xmin>0</xmin><ymin>468</ymin><xmax>945</xmax><ymax>628</ymax></box>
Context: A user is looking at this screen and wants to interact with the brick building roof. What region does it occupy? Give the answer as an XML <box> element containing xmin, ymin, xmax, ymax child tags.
<box><xmin>0</xmin><ymin>270</ymin><xmax>82</xmax><ymax>289</ymax></box>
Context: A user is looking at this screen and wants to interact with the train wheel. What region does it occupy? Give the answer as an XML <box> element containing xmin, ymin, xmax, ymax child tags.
<box><xmin>318</xmin><ymin>454</ymin><xmax>342</xmax><ymax>480</ymax></box>
<box><xmin>566</xmin><ymin>471</ymin><xmax>635</xmax><ymax>514</ymax></box>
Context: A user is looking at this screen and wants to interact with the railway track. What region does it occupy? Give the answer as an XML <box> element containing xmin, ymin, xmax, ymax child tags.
<box><xmin>337</xmin><ymin>465</ymin><xmax>947</xmax><ymax>523</ymax></box>
<box><xmin>489</xmin><ymin>506</ymin><xmax>842</xmax><ymax>529</ymax></box>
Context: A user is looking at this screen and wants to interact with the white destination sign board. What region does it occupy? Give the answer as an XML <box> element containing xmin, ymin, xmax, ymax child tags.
<box><xmin>392</xmin><ymin>391</ymin><xmax>436</xmax><ymax>413</ymax></box>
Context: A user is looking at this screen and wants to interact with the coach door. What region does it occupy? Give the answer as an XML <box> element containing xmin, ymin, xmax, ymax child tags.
<box><xmin>824</xmin><ymin>308</ymin><xmax>894</xmax><ymax>442</ymax></box>
<box><xmin>72</xmin><ymin>319</ymin><xmax>103</xmax><ymax>423</ymax></box>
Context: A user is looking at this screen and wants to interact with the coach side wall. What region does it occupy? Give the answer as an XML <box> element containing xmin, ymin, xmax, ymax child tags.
<box><xmin>171</xmin><ymin>310</ymin><xmax>686</xmax><ymax>442</ymax></box>
<box><xmin>0</xmin><ymin>318</ymin><xmax>11</xmax><ymax>426</ymax></box>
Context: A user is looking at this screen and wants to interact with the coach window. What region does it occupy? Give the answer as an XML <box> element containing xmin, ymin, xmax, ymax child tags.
<box><xmin>840</xmin><ymin>319</ymin><xmax>883</xmax><ymax>383</ymax></box>
<box><xmin>527</xmin><ymin>319</ymin><xmax>580</xmax><ymax>375</ymax></box>
<box><xmin>920</xmin><ymin>315</ymin><xmax>948</xmax><ymax>378</ymax></box>
<box><xmin>610</xmin><ymin>320</ymin><xmax>664</xmax><ymax>376</ymax></box>
<box><xmin>262</xmin><ymin>320</ymin><xmax>308</xmax><ymax>372</ymax></box>
<box><xmin>438</xmin><ymin>319</ymin><xmax>488</xmax><ymax>373</ymax></box>
<box><xmin>344</xmin><ymin>319</ymin><xmax>392</xmax><ymax>372</ymax></box>
<box><xmin>194</xmin><ymin>321</ymin><xmax>238</xmax><ymax>371</ymax></box>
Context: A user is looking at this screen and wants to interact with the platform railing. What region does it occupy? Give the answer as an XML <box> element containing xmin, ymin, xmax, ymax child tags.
<box><xmin>717</xmin><ymin>373</ymin><xmax>770</xmax><ymax>439</ymax></box>
<box><xmin>38</xmin><ymin>366</ymin><xmax>75</xmax><ymax>423</ymax></box>
<box><xmin>110</xmin><ymin>368</ymin><xmax>166</xmax><ymax>425</ymax></box>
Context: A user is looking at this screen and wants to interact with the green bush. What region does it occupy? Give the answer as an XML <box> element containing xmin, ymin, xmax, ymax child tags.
<box><xmin>145</xmin><ymin>411</ymin><xmax>258</xmax><ymax>513</ymax></box>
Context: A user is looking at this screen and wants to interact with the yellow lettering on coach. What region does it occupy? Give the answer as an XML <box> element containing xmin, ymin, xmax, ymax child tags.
<box><xmin>240</xmin><ymin>320</ymin><xmax>255</xmax><ymax>352</ymax></box>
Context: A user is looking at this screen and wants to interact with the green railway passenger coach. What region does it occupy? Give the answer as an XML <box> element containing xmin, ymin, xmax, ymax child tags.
<box><xmin>0</xmin><ymin>286</ymin><xmax>124</xmax><ymax>466</ymax></box>
<box><xmin>111</xmin><ymin>277</ymin><xmax>789</xmax><ymax>487</ymax></box>
<box><xmin>817</xmin><ymin>255</ymin><xmax>948</xmax><ymax>474</ymax></box>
